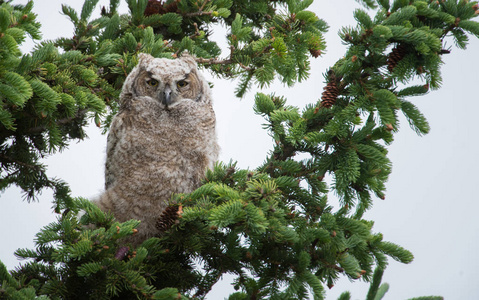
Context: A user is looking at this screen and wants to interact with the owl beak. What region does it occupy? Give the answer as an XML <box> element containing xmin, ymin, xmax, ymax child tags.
<box><xmin>162</xmin><ymin>86</ymin><xmax>172</xmax><ymax>107</ymax></box>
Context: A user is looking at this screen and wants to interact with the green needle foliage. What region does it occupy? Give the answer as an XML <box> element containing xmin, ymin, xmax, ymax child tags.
<box><xmin>337</xmin><ymin>267</ymin><xmax>443</xmax><ymax>300</ymax></box>
<box><xmin>1</xmin><ymin>0</ymin><xmax>478</xmax><ymax>299</ymax></box>
<box><xmin>0</xmin><ymin>0</ymin><xmax>114</xmax><ymax>202</ymax></box>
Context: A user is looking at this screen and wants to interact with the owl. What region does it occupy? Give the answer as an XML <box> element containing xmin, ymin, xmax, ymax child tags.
<box><xmin>94</xmin><ymin>53</ymin><xmax>219</xmax><ymax>244</ymax></box>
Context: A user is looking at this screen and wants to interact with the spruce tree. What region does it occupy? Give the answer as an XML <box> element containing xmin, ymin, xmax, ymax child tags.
<box><xmin>1</xmin><ymin>0</ymin><xmax>478</xmax><ymax>299</ymax></box>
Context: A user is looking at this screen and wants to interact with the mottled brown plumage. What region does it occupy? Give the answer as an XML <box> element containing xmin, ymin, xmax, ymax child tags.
<box><xmin>94</xmin><ymin>53</ymin><xmax>219</xmax><ymax>244</ymax></box>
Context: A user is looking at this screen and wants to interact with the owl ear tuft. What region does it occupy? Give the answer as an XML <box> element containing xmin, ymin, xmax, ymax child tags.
<box><xmin>137</xmin><ymin>53</ymin><xmax>154</xmax><ymax>65</ymax></box>
<box><xmin>179</xmin><ymin>52</ymin><xmax>198</xmax><ymax>68</ymax></box>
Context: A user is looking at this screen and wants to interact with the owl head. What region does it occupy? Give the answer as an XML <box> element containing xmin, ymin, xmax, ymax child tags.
<box><xmin>120</xmin><ymin>53</ymin><xmax>210</xmax><ymax>109</ymax></box>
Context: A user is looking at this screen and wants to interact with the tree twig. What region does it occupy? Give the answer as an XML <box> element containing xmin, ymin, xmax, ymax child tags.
<box><xmin>25</xmin><ymin>108</ymin><xmax>90</xmax><ymax>135</ymax></box>
<box><xmin>195</xmin><ymin>46</ymin><xmax>252</xmax><ymax>71</ymax></box>
<box><xmin>0</xmin><ymin>153</ymin><xmax>41</xmax><ymax>170</ymax></box>
<box><xmin>184</xmin><ymin>0</ymin><xmax>212</xmax><ymax>17</ymax></box>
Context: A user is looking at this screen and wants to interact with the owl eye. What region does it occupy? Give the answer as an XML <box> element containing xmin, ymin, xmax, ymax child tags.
<box><xmin>177</xmin><ymin>80</ymin><xmax>188</xmax><ymax>88</ymax></box>
<box><xmin>147</xmin><ymin>79</ymin><xmax>159</xmax><ymax>87</ymax></box>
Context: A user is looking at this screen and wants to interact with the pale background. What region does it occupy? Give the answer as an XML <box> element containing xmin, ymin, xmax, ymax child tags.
<box><xmin>1</xmin><ymin>1</ymin><xmax>478</xmax><ymax>299</ymax></box>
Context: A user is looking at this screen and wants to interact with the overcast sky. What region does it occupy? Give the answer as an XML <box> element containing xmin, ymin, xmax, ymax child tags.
<box><xmin>1</xmin><ymin>1</ymin><xmax>478</xmax><ymax>299</ymax></box>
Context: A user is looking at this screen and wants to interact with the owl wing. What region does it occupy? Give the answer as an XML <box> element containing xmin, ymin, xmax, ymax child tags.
<box><xmin>104</xmin><ymin>116</ymin><xmax>121</xmax><ymax>190</ymax></box>
<box><xmin>201</xmin><ymin>105</ymin><xmax>219</xmax><ymax>168</ymax></box>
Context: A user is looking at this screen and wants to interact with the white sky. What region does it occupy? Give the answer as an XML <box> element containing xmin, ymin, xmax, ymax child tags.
<box><xmin>1</xmin><ymin>1</ymin><xmax>478</xmax><ymax>299</ymax></box>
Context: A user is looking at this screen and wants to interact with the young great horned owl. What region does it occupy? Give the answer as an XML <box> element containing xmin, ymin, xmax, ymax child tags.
<box><xmin>95</xmin><ymin>53</ymin><xmax>219</xmax><ymax>243</ymax></box>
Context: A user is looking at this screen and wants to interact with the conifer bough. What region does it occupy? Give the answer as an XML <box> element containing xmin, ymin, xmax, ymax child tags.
<box><xmin>1</xmin><ymin>0</ymin><xmax>478</xmax><ymax>299</ymax></box>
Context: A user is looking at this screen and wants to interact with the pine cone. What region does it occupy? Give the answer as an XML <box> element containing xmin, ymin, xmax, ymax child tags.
<box><xmin>309</xmin><ymin>48</ymin><xmax>322</xmax><ymax>58</ymax></box>
<box><xmin>320</xmin><ymin>80</ymin><xmax>339</xmax><ymax>108</ymax></box>
<box><xmin>156</xmin><ymin>205</ymin><xmax>181</xmax><ymax>232</ymax></box>
<box><xmin>387</xmin><ymin>44</ymin><xmax>407</xmax><ymax>72</ymax></box>
<box><xmin>144</xmin><ymin>0</ymin><xmax>163</xmax><ymax>16</ymax></box>
<box><xmin>144</xmin><ymin>0</ymin><xmax>179</xmax><ymax>16</ymax></box>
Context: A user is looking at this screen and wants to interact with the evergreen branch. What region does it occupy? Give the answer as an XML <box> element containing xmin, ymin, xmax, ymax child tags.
<box><xmin>184</xmin><ymin>0</ymin><xmax>212</xmax><ymax>17</ymax></box>
<box><xmin>24</xmin><ymin>108</ymin><xmax>90</xmax><ymax>135</ymax></box>
<box><xmin>184</xmin><ymin>10</ymin><xmax>213</xmax><ymax>18</ymax></box>
<box><xmin>192</xmin><ymin>269</ymin><xmax>224</xmax><ymax>299</ymax></box>
<box><xmin>2</xmin><ymin>1</ymin><xmax>479</xmax><ymax>299</ymax></box>
<box><xmin>0</xmin><ymin>153</ymin><xmax>40</xmax><ymax>170</ymax></box>
<box><xmin>189</xmin><ymin>22</ymin><xmax>201</xmax><ymax>40</ymax></box>
<box><xmin>195</xmin><ymin>45</ymin><xmax>253</xmax><ymax>71</ymax></box>
<box><xmin>366</xmin><ymin>267</ymin><xmax>384</xmax><ymax>300</ymax></box>
<box><xmin>321</xmin><ymin>261</ymin><xmax>345</xmax><ymax>273</ymax></box>
<box><xmin>198</xmin><ymin>0</ymin><xmax>210</xmax><ymax>12</ymax></box>
<box><xmin>1</xmin><ymin>169</ymin><xmax>20</xmax><ymax>182</ymax></box>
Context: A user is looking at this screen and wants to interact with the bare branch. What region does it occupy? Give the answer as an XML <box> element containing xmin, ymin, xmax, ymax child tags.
<box><xmin>195</xmin><ymin>46</ymin><xmax>253</xmax><ymax>71</ymax></box>
<box><xmin>184</xmin><ymin>0</ymin><xmax>212</xmax><ymax>17</ymax></box>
